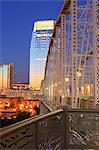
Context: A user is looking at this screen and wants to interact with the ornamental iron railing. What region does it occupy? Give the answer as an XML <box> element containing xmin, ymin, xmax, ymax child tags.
<box><xmin>0</xmin><ymin>108</ymin><xmax>99</xmax><ymax>149</ymax></box>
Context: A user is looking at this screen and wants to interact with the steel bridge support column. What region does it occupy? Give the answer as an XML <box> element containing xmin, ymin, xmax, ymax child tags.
<box><xmin>71</xmin><ymin>0</ymin><xmax>78</xmax><ymax>108</ymax></box>
<box><xmin>55</xmin><ymin>26</ymin><xmax>59</xmax><ymax>108</ymax></box>
<box><xmin>49</xmin><ymin>46</ymin><xmax>53</xmax><ymax>107</ymax></box>
<box><xmin>53</xmin><ymin>40</ymin><xmax>56</xmax><ymax>109</ymax></box>
<box><xmin>51</xmin><ymin>45</ymin><xmax>55</xmax><ymax>109</ymax></box>
<box><xmin>60</xmin><ymin>13</ymin><xmax>66</xmax><ymax>106</ymax></box>
<box><xmin>93</xmin><ymin>0</ymin><xmax>99</xmax><ymax>108</ymax></box>
<box><xmin>57</xmin><ymin>28</ymin><xmax>61</xmax><ymax>107</ymax></box>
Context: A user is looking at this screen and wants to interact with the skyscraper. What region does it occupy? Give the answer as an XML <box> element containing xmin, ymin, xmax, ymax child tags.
<box><xmin>29</xmin><ymin>20</ymin><xmax>54</xmax><ymax>90</ymax></box>
<box><xmin>0</xmin><ymin>63</ymin><xmax>14</xmax><ymax>89</ymax></box>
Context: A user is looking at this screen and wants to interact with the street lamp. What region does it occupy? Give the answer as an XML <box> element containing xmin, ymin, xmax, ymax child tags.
<box><xmin>77</xmin><ymin>71</ymin><xmax>81</xmax><ymax>77</ymax></box>
<box><xmin>51</xmin><ymin>85</ymin><xmax>54</xmax><ymax>88</ymax></box>
<box><xmin>54</xmin><ymin>83</ymin><xmax>57</xmax><ymax>87</ymax></box>
<box><xmin>65</xmin><ymin>77</ymin><xmax>69</xmax><ymax>82</ymax></box>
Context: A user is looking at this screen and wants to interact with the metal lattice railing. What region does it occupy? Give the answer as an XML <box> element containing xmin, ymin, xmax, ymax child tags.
<box><xmin>0</xmin><ymin>108</ymin><xmax>99</xmax><ymax>149</ymax></box>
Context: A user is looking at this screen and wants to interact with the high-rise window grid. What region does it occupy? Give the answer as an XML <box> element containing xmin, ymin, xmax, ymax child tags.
<box><xmin>29</xmin><ymin>20</ymin><xmax>54</xmax><ymax>90</ymax></box>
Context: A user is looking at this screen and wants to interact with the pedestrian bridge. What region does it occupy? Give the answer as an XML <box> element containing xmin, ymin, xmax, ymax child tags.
<box><xmin>0</xmin><ymin>107</ymin><xmax>99</xmax><ymax>149</ymax></box>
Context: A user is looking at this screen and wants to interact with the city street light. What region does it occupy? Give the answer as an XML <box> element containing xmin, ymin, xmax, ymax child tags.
<box><xmin>77</xmin><ymin>72</ymin><xmax>81</xmax><ymax>77</ymax></box>
<box><xmin>65</xmin><ymin>77</ymin><xmax>69</xmax><ymax>82</ymax></box>
<box><xmin>54</xmin><ymin>83</ymin><xmax>57</xmax><ymax>87</ymax></box>
<box><xmin>51</xmin><ymin>85</ymin><xmax>54</xmax><ymax>88</ymax></box>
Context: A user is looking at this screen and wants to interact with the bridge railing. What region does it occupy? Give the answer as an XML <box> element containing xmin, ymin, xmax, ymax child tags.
<box><xmin>0</xmin><ymin>108</ymin><xmax>99</xmax><ymax>149</ymax></box>
<box><xmin>64</xmin><ymin>108</ymin><xmax>99</xmax><ymax>149</ymax></box>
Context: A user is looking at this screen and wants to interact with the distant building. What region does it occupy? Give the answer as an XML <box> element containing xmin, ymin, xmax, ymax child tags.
<box><xmin>13</xmin><ymin>82</ymin><xmax>29</xmax><ymax>90</ymax></box>
<box><xmin>0</xmin><ymin>63</ymin><xmax>14</xmax><ymax>89</ymax></box>
<box><xmin>29</xmin><ymin>20</ymin><xmax>54</xmax><ymax>90</ymax></box>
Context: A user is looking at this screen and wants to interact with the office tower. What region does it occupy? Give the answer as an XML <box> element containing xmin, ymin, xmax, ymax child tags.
<box><xmin>0</xmin><ymin>63</ymin><xmax>14</xmax><ymax>89</ymax></box>
<box><xmin>0</xmin><ymin>66</ymin><xmax>3</xmax><ymax>89</ymax></box>
<box><xmin>29</xmin><ymin>20</ymin><xmax>54</xmax><ymax>90</ymax></box>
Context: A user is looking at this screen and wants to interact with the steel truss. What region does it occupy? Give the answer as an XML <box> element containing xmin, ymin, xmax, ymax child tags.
<box><xmin>42</xmin><ymin>0</ymin><xmax>99</xmax><ymax>109</ymax></box>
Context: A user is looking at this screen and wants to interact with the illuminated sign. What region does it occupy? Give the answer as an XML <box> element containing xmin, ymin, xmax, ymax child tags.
<box><xmin>36</xmin><ymin>33</ymin><xmax>52</xmax><ymax>37</ymax></box>
<box><xmin>34</xmin><ymin>20</ymin><xmax>54</xmax><ymax>31</ymax></box>
<box><xmin>35</xmin><ymin>58</ymin><xmax>46</xmax><ymax>61</ymax></box>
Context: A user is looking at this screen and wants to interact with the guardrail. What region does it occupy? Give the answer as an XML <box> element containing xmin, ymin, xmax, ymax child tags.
<box><xmin>40</xmin><ymin>100</ymin><xmax>53</xmax><ymax>112</ymax></box>
<box><xmin>0</xmin><ymin>108</ymin><xmax>99</xmax><ymax>149</ymax></box>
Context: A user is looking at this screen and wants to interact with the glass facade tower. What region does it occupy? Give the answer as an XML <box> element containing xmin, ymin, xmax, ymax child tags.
<box><xmin>0</xmin><ymin>63</ymin><xmax>14</xmax><ymax>89</ymax></box>
<box><xmin>29</xmin><ymin>20</ymin><xmax>54</xmax><ymax>90</ymax></box>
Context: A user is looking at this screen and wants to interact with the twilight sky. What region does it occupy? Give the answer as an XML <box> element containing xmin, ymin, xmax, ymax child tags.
<box><xmin>1</xmin><ymin>0</ymin><xmax>63</xmax><ymax>82</ymax></box>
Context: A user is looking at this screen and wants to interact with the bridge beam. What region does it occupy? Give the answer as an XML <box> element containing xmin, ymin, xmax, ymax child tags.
<box><xmin>93</xmin><ymin>0</ymin><xmax>99</xmax><ymax>108</ymax></box>
<box><xmin>42</xmin><ymin>0</ymin><xmax>98</xmax><ymax>110</ymax></box>
<box><xmin>71</xmin><ymin>0</ymin><xmax>78</xmax><ymax>108</ymax></box>
<box><xmin>60</xmin><ymin>13</ymin><xmax>66</xmax><ymax>106</ymax></box>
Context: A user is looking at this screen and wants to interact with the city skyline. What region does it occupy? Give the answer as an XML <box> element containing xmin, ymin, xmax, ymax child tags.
<box><xmin>0</xmin><ymin>1</ymin><xmax>98</xmax><ymax>148</ymax></box>
<box><xmin>1</xmin><ymin>0</ymin><xmax>63</xmax><ymax>82</ymax></box>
